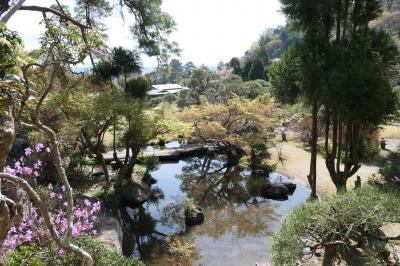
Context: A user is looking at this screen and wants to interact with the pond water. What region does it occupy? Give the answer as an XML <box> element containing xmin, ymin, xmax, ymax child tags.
<box><xmin>146</xmin><ymin>140</ymin><xmax>186</xmax><ymax>152</ymax></box>
<box><xmin>120</xmin><ymin>155</ymin><xmax>310</xmax><ymax>266</ymax></box>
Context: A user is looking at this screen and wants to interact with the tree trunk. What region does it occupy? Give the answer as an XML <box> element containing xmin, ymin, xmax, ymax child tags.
<box><xmin>0</xmin><ymin>97</ymin><xmax>15</xmax><ymax>242</ymax></box>
<box><xmin>96</xmin><ymin>151</ymin><xmax>110</xmax><ymax>186</ymax></box>
<box><xmin>308</xmin><ymin>93</ymin><xmax>319</xmax><ymax>198</ymax></box>
<box><xmin>0</xmin><ymin>97</ymin><xmax>14</xmax><ymax>171</ymax></box>
<box><xmin>334</xmin><ymin>174</ymin><xmax>347</xmax><ymax>193</ymax></box>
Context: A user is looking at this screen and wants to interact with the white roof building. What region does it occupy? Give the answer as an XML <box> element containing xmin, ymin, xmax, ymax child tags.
<box><xmin>147</xmin><ymin>84</ymin><xmax>189</xmax><ymax>96</ymax></box>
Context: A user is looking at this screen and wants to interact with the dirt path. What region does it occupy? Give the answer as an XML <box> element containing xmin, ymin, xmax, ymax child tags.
<box><xmin>268</xmin><ymin>142</ymin><xmax>383</xmax><ymax>195</ymax></box>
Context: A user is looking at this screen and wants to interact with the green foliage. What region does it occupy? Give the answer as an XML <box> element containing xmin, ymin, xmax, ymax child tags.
<box><xmin>3</xmin><ymin>235</ymin><xmax>144</xmax><ymax>266</ymax></box>
<box><xmin>149</xmin><ymin>96</ymin><xmax>163</xmax><ymax>107</ymax></box>
<box><xmin>181</xmin><ymin>67</ymin><xmax>219</xmax><ymax>105</ymax></box>
<box><xmin>179</xmin><ymin>70</ymin><xmax>270</xmax><ymax>107</ymax></box>
<box><xmin>229</xmin><ymin>57</ymin><xmax>242</xmax><ymax>76</ymax></box>
<box><xmin>272</xmin><ymin>185</ymin><xmax>400</xmax><ymax>265</ymax></box>
<box><xmin>95</xmin><ymin>190</ymin><xmax>120</xmax><ymax>215</ymax></box>
<box><xmin>94</xmin><ymin>60</ymin><xmax>120</xmax><ymax>81</ymax></box>
<box><xmin>0</xmin><ymin>23</ymin><xmax>22</xmax><ymax>78</ymax></box>
<box><xmin>40</xmin><ymin>16</ymin><xmax>104</xmax><ymax>64</ymax></box>
<box><xmin>168</xmin><ymin>58</ymin><xmax>183</xmax><ymax>82</ymax></box>
<box><xmin>258</xmin><ymin>26</ymin><xmax>303</xmax><ymax>60</ymax></box>
<box><xmin>124</xmin><ymin>0</ymin><xmax>179</xmax><ymax>57</ymax></box>
<box><xmin>233</xmin><ymin>26</ymin><xmax>302</xmax><ymax>80</ymax></box>
<box><xmin>2</xmin><ymin>243</ymin><xmax>47</xmax><ymax>266</ymax></box>
<box><xmin>163</xmin><ymin>93</ymin><xmax>178</xmax><ymax>104</ymax></box>
<box><xmin>269</xmin><ymin>44</ymin><xmax>304</xmax><ymax>104</ymax></box>
<box><xmin>382</xmin><ymin>0</ymin><xmax>400</xmax><ymax>10</ymax></box>
<box><xmin>380</xmin><ymin>151</ymin><xmax>400</xmax><ymax>184</ymax></box>
<box><xmin>111</xmin><ymin>90</ymin><xmax>163</xmax><ymax>150</ymax></box>
<box><xmin>394</xmin><ymin>86</ymin><xmax>400</xmax><ymax>122</ymax></box>
<box><xmin>74</xmin><ymin>0</ymin><xmax>112</xmax><ymax>29</ymax></box>
<box><xmin>140</xmin><ymin>155</ymin><xmax>160</xmax><ymax>173</ymax></box>
<box><xmin>359</xmin><ymin>136</ymin><xmax>379</xmax><ymax>161</ymax></box>
<box><xmin>248</xmin><ymin>58</ymin><xmax>265</xmax><ymax>80</ymax></box>
<box><xmin>125</xmin><ymin>76</ymin><xmax>151</xmax><ymax>99</ymax></box>
<box><xmin>157</xmin><ymin>118</ymin><xmax>193</xmax><ymax>142</ymax></box>
<box><xmin>111</xmin><ymin>47</ymin><xmax>141</xmax><ymax>78</ymax></box>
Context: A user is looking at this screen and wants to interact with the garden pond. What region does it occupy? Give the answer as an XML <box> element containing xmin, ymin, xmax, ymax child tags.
<box><xmin>118</xmin><ymin>146</ymin><xmax>310</xmax><ymax>266</ymax></box>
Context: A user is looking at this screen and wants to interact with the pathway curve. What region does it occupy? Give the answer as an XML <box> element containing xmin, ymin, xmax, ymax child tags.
<box><xmin>268</xmin><ymin>142</ymin><xmax>383</xmax><ymax>195</ymax></box>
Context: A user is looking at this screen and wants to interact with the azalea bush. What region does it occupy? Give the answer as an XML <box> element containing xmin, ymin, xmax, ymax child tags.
<box><xmin>0</xmin><ymin>145</ymin><xmax>101</xmax><ymax>260</ymax></box>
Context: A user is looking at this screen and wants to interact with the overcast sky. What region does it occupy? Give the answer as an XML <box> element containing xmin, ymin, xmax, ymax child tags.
<box><xmin>7</xmin><ymin>0</ymin><xmax>285</xmax><ymax>67</ymax></box>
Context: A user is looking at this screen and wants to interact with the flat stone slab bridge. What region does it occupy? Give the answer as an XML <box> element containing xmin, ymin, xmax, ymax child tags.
<box><xmin>102</xmin><ymin>145</ymin><xmax>210</xmax><ymax>164</ymax></box>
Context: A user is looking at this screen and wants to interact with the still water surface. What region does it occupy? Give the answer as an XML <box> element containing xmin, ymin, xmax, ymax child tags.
<box><xmin>121</xmin><ymin>156</ymin><xmax>310</xmax><ymax>266</ymax></box>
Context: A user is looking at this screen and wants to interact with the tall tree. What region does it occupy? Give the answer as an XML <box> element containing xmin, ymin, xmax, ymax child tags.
<box><xmin>322</xmin><ymin>0</ymin><xmax>399</xmax><ymax>192</ymax></box>
<box><xmin>182</xmin><ymin>61</ymin><xmax>196</xmax><ymax>78</ymax></box>
<box><xmin>272</xmin><ymin>0</ymin><xmax>335</xmax><ymax>198</ymax></box>
<box><xmin>229</xmin><ymin>57</ymin><xmax>242</xmax><ymax>77</ymax></box>
<box><xmin>248</xmin><ymin>58</ymin><xmax>265</xmax><ymax>80</ymax></box>
<box><xmin>168</xmin><ymin>58</ymin><xmax>183</xmax><ymax>83</ymax></box>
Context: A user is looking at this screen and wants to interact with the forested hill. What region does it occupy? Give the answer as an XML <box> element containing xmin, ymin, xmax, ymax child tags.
<box><xmin>372</xmin><ymin>1</ymin><xmax>400</xmax><ymax>46</ymax></box>
<box><xmin>228</xmin><ymin>2</ymin><xmax>400</xmax><ymax>81</ymax></box>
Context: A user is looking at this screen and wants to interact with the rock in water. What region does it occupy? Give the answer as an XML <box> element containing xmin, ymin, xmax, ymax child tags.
<box><xmin>150</xmin><ymin>187</ymin><xmax>165</xmax><ymax>201</ymax></box>
<box><xmin>283</xmin><ymin>182</ymin><xmax>297</xmax><ymax>194</ymax></box>
<box><xmin>185</xmin><ymin>206</ymin><xmax>204</xmax><ymax>226</ymax></box>
<box><xmin>261</xmin><ymin>184</ymin><xmax>289</xmax><ymax>200</ymax></box>
<box><xmin>119</xmin><ymin>181</ymin><xmax>151</xmax><ymax>206</ymax></box>
<box><xmin>142</xmin><ymin>175</ymin><xmax>157</xmax><ymax>186</ymax></box>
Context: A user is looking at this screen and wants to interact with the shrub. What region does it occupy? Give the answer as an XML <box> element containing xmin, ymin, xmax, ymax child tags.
<box><xmin>95</xmin><ymin>189</ymin><xmax>120</xmax><ymax>216</ymax></box>
<box><xmin>140</xmin><ymin>156</ymin><xmax>160</xmax><ymax>173</ymax></box>
<box><xmin>163</xmin><ymin>93</ymin><xmax>178</xmax><ymax>104</ymax></box>
<box><xmin>3</xmin><ymin>235</ymin><xmax>144</xmax><ymax>266</ymax></box>
<box><xmin>380</xmin><ymin>151</ymin><xmax>400</xmax><ymax>184</ymax></box>
<box><xmin>359</xmin><ymin>135</ymin><xmax>379</xmax><ymax>161</ymax></box>
<box><xmin>1</xmin><ymin>145</ymin><xmax>100</xmax><ymax>259</ymax></box>
<box><xmin>0</xmin><ymin>184</ymin><xmax>101</xmax><ymax>258</ymax></box>
<box><xmin>149</xmin><ymin>96</ymin><xmax>163</xmax><ymax>107</ymax></box>
<box><xmin>272</xmin><ymin>185</ymin><xmax>400</xmax><ymax>265</ymax></box>
<box><xmin>125</xmin><ymin>77</ymin><xmax>151</xmax><ymax>99</ymax></box>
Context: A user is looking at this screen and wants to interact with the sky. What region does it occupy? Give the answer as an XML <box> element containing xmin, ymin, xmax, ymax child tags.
<box><xmin>7</xmin><ymin>0</ymin><xmax>286</xmax><ymax>67</ymax></box>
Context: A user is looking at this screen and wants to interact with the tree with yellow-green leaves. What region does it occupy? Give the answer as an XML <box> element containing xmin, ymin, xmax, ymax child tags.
<box><xmin>177</xmin><ymin>95</ymin><xmax>278</xmax><ymax>166</ymax></box>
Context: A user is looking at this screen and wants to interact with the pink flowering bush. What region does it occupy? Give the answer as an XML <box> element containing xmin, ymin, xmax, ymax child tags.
<box><xmin>0</xmin><ymin>144</ymin><xmax>101</xmax><ymax>259</ymax></box>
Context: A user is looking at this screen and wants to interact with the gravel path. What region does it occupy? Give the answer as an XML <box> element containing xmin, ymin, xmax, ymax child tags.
<box><xmin>268</xmin><ymin>142</ymin><xmax>384</xmax><ymax>196</ymax></box>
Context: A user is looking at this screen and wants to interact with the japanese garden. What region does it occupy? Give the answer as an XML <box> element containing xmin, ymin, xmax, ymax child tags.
<box><xmin>1</xmin><ymin>0</ymin><xmax>400</xmax><ymax>265</ymax></box>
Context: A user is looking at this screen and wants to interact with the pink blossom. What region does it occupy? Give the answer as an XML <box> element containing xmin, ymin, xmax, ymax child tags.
<box><xmin>84</xmin><ymin>199</ymin><xmax>91</xmax><ymax>207</ymax></box>
<box><xmin>4</xmin><ymin>166</ymin><xmax>16</xmax><ymax>175</ymax></box>
<box><xmin>33</xmin><ymin>160</ymin><xmax>42</xmax><ymax>170</ymax></box>
<box><xmin>35</xmin><ymin>143</ymin><xmax>44</xmax><ymax>152</ymax></box>
<box><xmin>0</xmin><ymin>148</ymin><xmax>101</xmax><ymax>258</ymax></box>
<box><xmin>24</xmin><ymin>147</ymin><xmax>33</xmax><ymax>156</ymax></box>
<box><xmin>22</xmin><ymin>167</ymin><xmax>32</xmax><ymax>175</ymax></box>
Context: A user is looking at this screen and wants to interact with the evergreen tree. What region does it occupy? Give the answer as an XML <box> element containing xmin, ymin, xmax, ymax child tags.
<box><xmin>248</xmin><ymin>58</ymin><xmax>265</xmax><ymax>80</ymax></box>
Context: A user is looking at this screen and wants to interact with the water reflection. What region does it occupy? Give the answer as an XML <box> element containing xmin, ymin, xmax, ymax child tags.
<box><xmin>120</xmin><ymin>155</ymin><xmax>310</xmax><ymax>266</ymax></box>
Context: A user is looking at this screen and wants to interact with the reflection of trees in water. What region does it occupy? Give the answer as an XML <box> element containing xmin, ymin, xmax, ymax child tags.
<box><xmin>175</xmin><ymin>155</ymin><xmax>280</xmax><ymax>240</ymax></box>
<box><xmin>120</xmin><ymin>205</ymin><xmax>168</xmax><ymax>259</ymax></box>
<box><xmin>120</xmin><ymin>204</ymin><xmax>200</xmax><ymax>264</ymax></box>
<box><xmin>120</xmin><ymin>155</ymin><xmax>281</xmax><ymax>261</ymax></box>
<box><xmin>193</xmin><ymin>203</ymin><xmax>278</xmax><ymax>240</ymax></box>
